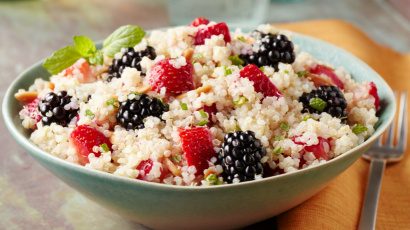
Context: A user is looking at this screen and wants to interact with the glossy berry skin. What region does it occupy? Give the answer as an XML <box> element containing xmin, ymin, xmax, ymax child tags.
<box><xmin>240</xmin><ymin>64</ymin><xmax>282</xmax><ymax>98</ymax></box>
<box><xmin>299</xmin><ymin>85</ymin><xmax>348</xmax><ymax>122</ymax></box>
<box><xmin>38</xmin><ymin>91</ymin><xmax>78</xmax><ymax>127</ymax></box>
<box><xmin>218</xmin><ymin>130</ymin><xmax>266</xmax><ymax>183</ymax></box>
<box><xmin>70</xmin><ymin>125</ymin><xmax>112</xmax><ymax>165</ymax></box>
<box><xmin>369</xmin><ymin>82</ymin><xmax>380</xmax><ymax>111</ymax></box>
<box><xmin>309</xmin><ymin>64</ymin><xmax>344</xmax><ymax>90</ymax></box>
<box><xmin>116</xmin><ymin>94</ymin><xmax>168</xmax><ymax>130</ymax></box>
<box><xmin>194</xmin><ymin>22</ymin><xmax>231</xmax><ymax>45</ymax></box>
<box><xmin>107</xmin><ymin>46</ymin><xmax>156</xmax><ymax>81</ymax></box>
<box><xmin>179</xmin><ymin>127</ymin><xmax>216</xmax><ymax>175</ymax></box>
<box><xmin>191</xmin><ymin>17</ymin><xmax>210</xmax><ymax>27</ymax></box>
<box><xmin>240</xmin><ymin>33</ymin><xmax>295</xmax><ymax>71</ymax></box>
<box><xmin>148</xmin><ymin>58</ymin><xmax>195</xmax><ymax>96</ymax></box>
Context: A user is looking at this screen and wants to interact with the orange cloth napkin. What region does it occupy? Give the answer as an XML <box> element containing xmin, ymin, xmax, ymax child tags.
<box><xmin>274</xmin><ymin>20</ymin><xmax>410</xmax><ymax>230</ymax></box>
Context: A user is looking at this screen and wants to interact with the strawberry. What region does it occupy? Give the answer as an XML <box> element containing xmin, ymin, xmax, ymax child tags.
<box><xmin>24</xmin><ymin>98</ymin><xmax>41</xmax><ymax>122</ymax></box>
<box><xmin>64</xmin><ymin>59</ymin><xmax>95</xmax><ymax>83</ymax></box>
<box><xmin>369</xmin><ymin>82</ymin><xmax>380</xmax><ymax>111</ymax></box>
<box><xmin>70</xmin><ymin>125</ymin><xmax>112</xmax><ymax>165</ymax></box>
<box><xmin>194</xmin><ymin>22</ymin><xmax>231</xmax><ymax>45</ymax></box>
<box><xmin>202</xmin><ymin>103</ymin><xmax>217</xmax><ymax>127</ymax></box>
<box><xmin>191</xmin><ymin>17</ymin><xmax>210</xmax><ymax>27</ymax></box>
<box><xmin>293</xmin><ymin>136</ymin><xmax>332</xmax><ymax>161</ymax></box>
<box><xmin>309</xmin><ymin>64</ymin><xmax>344</xmax><ymax>90</ymax></box>
<box><xmin>136</xmin><ymin>159</ymin><xmax>166</xmax><ymax>180</ymax></box>
<box><xmin>148</xmin><ymin>58</ymin><xmax>194</xmax><ymax>96</ymax></box>
<box><xmin>179</xmin><ymin>127</ymin><xmax>216</xmax><ymax>174</ymax></box>
<box><xmin>240</xmin><ymin>64</ymin><xmax>282</xmax><ymax>98</ymax></box>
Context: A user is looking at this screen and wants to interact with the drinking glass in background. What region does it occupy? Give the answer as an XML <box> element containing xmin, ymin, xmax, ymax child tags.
<box><xmin>167</xmin><ymin>0</ymin><xmax>269</xmax><ymax>28</ymax></box>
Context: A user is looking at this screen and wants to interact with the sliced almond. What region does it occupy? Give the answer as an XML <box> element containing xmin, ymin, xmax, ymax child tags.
<box><xmin>135</xmin><ymin>85</ymin><xmax>151</xmax><ymax>94</ymax></box>
<box><xmin>307</xmin><ymin>73</ymin><xmax>335</xmax><ymax>87</ymax></box>
<box><xmin>164</xmin><ymin>158</ymin><xmax>181</xmax><ymax>176</ymax></box>
<box><xmin>176</xmin><ymin>85</ymin><xmax>213</xmax><ymax>100</ymax></box>
<box><xmin>14</xmin><ymin>91</ymin><xmax>38</xmax><ymax>103</ymax></box>
<box><xmin>183</xmin><ymin>48</ymin><xmax>194</xmax><ymax>62</ymax></box>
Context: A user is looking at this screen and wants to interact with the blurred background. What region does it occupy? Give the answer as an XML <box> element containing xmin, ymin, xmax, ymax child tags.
<box><xmin>1</xmin><ymin>0</ymin><xmax>410</xmax><ymax>229</ymax></box>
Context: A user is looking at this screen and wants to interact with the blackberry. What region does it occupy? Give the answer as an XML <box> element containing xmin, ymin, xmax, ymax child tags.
<box><xmin>299</xmin><ymin>85</ymin><xmax>348</xmax><ymax>121</ymax></box>
<box><xmin>38</xmin><ymin>91</ymin><xmax>78</xmax><ymax>127</ymax></box>
<box><xmin>218</xmin><ymin>131</ymin><xmax>266</xmax><ymax>183</ymax></box>
<box><xmin>240</xmin><ymin>32</ymin><xmax>295</xmax><ymax>71</ymax></box>
<box><xmin>116</xmin><ymin>94</ymin><xmax>168</xmax><ymax>130</ymax></box>
<box><xmin>107</xmin><ymin>46</ymin><xmax>156</xmax><ymax>81</ymax></box>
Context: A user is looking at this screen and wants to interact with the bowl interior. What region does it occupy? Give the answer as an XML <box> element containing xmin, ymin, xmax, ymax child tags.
<box><xmin>2</xmin><ymin>31</ymin><xmax>396</xmax><ymax>189</ymax></box>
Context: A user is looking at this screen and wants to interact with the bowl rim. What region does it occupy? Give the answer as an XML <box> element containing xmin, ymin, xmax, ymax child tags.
<box><xmin>2</xmin><ymin>30</ymin><xmax>396</xmax><ymax>191</ymax></box>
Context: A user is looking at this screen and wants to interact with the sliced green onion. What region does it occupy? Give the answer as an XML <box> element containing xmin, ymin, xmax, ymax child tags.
<box><xmin>180</xmin><ymin>102</ymin><xmax>188</xmax><ymax>111</ymax></box>
<box><xmin>352</xmin><ymin>124</ymin><xmax>368</xmax><ymax>134</ymax></box>
<box><xmin>309</xmin><ymin>98</ymin><xmax>327</xmax><ymax>112</ymax></box>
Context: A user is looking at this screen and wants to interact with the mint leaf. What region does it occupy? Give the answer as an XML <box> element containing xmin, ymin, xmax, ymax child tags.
<box><xmin>273</xmin><ymin>146</ymin><xmax>283</xmax><ymax>155</ymax></box>
<box><xmin>89</xmin><ymin>49</ymin><xmax>104</xmax><ymax>65</ymax></box>
<box><xmin>180</xmin><ymin>102</ymin><xmax>188</xmax><ymax>110</ymax></box>
<box><xmin>228</xmin><ymin>55</ymin><xmax>244</xmax><ymax>66</ymax></box>
<box><xmin>297</xmin><ymin>70</ymin><xmax>308</xmax><ymax>78</ymax></box>
<box><xmin>73</xmin><ymin>35</ymin><xmax>96</xmax><ymax>57</ymax></box>
<box><xmin>100</xmin><ymin>143</ymin><xmax>110</xmax><ymax>152</ymax></box>
<box><xmin>199</xmin><ymin>109</ymin><xmax>208</xmax><ymax>118</ymax></box>
<box><xmin>103</xmin><ymin>25</ymin><xmax>145</xmax><ymax>57</ymax></box>
<box><xmin>223</xmin><ymin>66</ymin><xmax>232</xmax><ymax>76</ymax></box>
<box><xmin>309</xmin><ymin>98</ymin><xmax>327</xmax><ymax>112</ymax></box>
<box><xmin>352</xmin><ymin>124</ymin><xmax>368</xmax><ymax>134</ymax></box>
<box><xmin>279</xmin><ymin>122</ymin><xmax>290</xmax><ymax>131</ymax></box>
<box><xmin>85</xmin><ymin>109</ymin><xmax>95</xmax><ymax>119</ymax></box>
<box><xmin>43</xmin><ymin>46</ymin><xmax>82</xmax><ymax>75</ymax></box>
<box><xmin>197</xmin><ymin>120</ymin><xmax>208</xmax><ymax>126</ymax></box>
<box><xmin>233</xmin><ymin>96</ymin><xmax>248</xmax><ymax>107</ymax></box>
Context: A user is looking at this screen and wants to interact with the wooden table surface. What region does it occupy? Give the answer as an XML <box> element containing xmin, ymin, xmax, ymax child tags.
<box><xmin>1</xmin><ymin>0</ymin><xmax>409</xmax><ymax>229</ymax></box>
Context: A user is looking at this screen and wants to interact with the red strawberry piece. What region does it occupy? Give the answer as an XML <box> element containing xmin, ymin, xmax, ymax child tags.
<box><xmin>191</xmin><ymin>17</ymin><xmax>210</xmax><ymax>27</ymax></box>
<box><xmin>293</xmin><ymin>136</ymin><xmax>331</xmax><ymax>161</ymax></box>
<box><xmin>309</xmin><ymin>64</ymin><xmax>344</xmax><ymax>90</ymax></box>
<box><xmin>70</xmin><ymin>125</ymin><xmax>112</xmax><ymax>165</ymax></box>
<box><xmin>136</xmin><ymin>159</ymin><xmax>166</xmax><ymax>180</ymax></box>
<box><xmin>24</xmin><ymin>98</ymin><xmax>41</xmax><ymax>122</ymax></box>
<box><xmin>369</xmin><ymin>82</ymin><xmax>380</xmax><ymax>111</ymax></box>
<box><xmin>148</xmin><ymin>58</ymin><xmax>194</xmax><ymax>96</ymax></box>
<box><xmin>194</xmin><ymin>22</ymin><xmax>231</xmax><ymax>45</ymax></box>
<box><xmin>64</xmin><ymin>59</ymin><xmax>94</xmax><ymax>83</ymax></box>
<box><xmin>202</xmin><ymin>103</ymin><xmax>217</xmax><ymax>127</ymax></box>
<box><xmin>240</xmin><ymin>64</ymin><xmax>282</xmax><ymax>98</ymax></box>
<box><xmin>179</xmin><ymin>127</ymin><xmax>216</xmax><ymax>174</ymax></box>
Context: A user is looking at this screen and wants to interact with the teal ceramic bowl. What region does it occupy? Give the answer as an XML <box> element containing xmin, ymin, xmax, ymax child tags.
<box><xmin>2</xmin><ymin>32</ymin><xmax>395</xmax><ymax>230</ymax></box>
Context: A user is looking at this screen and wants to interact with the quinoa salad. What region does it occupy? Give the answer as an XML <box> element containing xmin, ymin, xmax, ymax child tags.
<box><xmin>15</xmin><ymin>18</ymin><xmax>380</xmax><ymax>186</ymax></box>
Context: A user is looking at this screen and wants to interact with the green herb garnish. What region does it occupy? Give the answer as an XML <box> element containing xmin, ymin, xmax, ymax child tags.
<box><xmin>352</xmin><ymin>124</ymin><xmax>368</xmax><ymax>134</ymax></box>
<box><xmin>309</xmin><ymin>98</ymin><xmax>327</xmax><ymax>112</ymax></box>
<box><xmin>223</xmin><ymin>66</ymin><xmax>232</xmax><ymax>76</ymax></box>
<box><xmin>106</xmin><ymin>98</ymin><xmax>119</xmax><ymax>108</ymax></box>
<box><xmin>102</xmin><ymin>25</ymin><xmax>145</xmax><ymax>57</ymax></box>
<box><xmin>100</xmin><ymin>143</ymin><xmax>110</xmax><ymax>152</ymax></box>
<box><xmin>236</xmin><ymin>36</ymin><xmax>247</xmax><ymax>42</ymax></box>
<box><xmin>199</xmin><ymin>109</ymin><xmax>208</xmax><ymax>118</ymax></box>
<box><xmin>180</xmin><ymin>102</ymin><xmax>188</xmax><ymax>110</ymax></box>
<box><xmin>259</xmin><ymin>66</ymin><xmax>265</xmax><ymax>72</ymax></box>
<box><xmin>197</xmin><ymin>120</ymin><xmax>209</xmax><ymax>126</ymax></box>
<box><xmin>228</xmin><ymin>55</ymin><xmax>244</xmax><ymax>66</ymax></box>
<box><xmin>279</xmin><ymin>122</ymin><xmax>290</xmax><ymax>131</ymax></box>
<box><xmin>274</xmin><ymin>135</ymin><xmax>284</xmax><ymax>141</ymax></box>
<box><xmin>171</xmin><ymin>154</ymin><xmax>182</xmax><ymax>163</ymax></box>
<box><xmin>272</xmin><ymin>146</ymin><xmax>283</xmax><ymax>155</ymax></box>
<box><xmin>297</xmin><ymin>70</ymin><xmax>308</xmax><ymax>78</ymax></box>
<box><xmin>284</xmin><ymin>70</ymin><xmax>289</xmax><ymax>74</ymax></box>
<box><xmin>43</xmin><ymin>25</ymin><xmax>145</xmax><ymax>74</ymax></box>
<box><xmin>233</xmin><ymin>96</ymin><xmax>248</xmax><ymax>107</ymax></box>
<box><xmin>302</xmin><ymin>115</ymin><xmax>311</xmax><ymax>121</ymax></box>
<box><xmin>205</xmin><ymin>174</ymin><xmax>221</xmax><ymax>185</ymax></box>
<box><xmin>85</xmin><ymin>109</ymin><xmax>95</xmax><ymax>119</ymax></box>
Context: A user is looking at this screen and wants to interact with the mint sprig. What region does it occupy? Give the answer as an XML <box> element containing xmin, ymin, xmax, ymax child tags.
<box><xmin>43</xmin><ymin>25</ymin><xmax>145</xmax><ymax>75</ymax></box>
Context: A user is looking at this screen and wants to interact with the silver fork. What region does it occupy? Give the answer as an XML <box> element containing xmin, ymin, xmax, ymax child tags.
<box><xmin>358</xmin><ymin>91</ymin><xmax>408</xmax><ymax>230</ymax></box>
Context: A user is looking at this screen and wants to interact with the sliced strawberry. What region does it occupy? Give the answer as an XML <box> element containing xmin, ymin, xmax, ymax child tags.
<box><xmin>24</xmin><ymin>98</ymin><xmax>41</xmax><ymax>122</ymax></box>
<box><xmin>194</xmin><ymin>22</ymin><xmax>231</xmax><ymax>45</ymax></box>
<box><xmin>191</xmin><ymin>17</ymin><xmax>210</xmax><ymax>27</ymax></box>
<box><xmin>64</xmin><ymin>59</ymin><xmax>95</xmax><ymax>83</ymax></box>
<box><xmin>148</xmin><ymin>58</ymin><xmax>194</xmax><ymax>96</ymax></box>
<box><xmin>136</xmin><ymin>159</ymin><xmax>166</xmax><ymax>180</ymax></box>
<box><xmin>70</xmin><ymin>125</ymin><xmax>112</xmax><ymax>165</ymax></box>
<box><xmin>369</xmin><ymin>82</ymin><xmax>380</xmax><ymax>111</ymax></box>
<box><xmin>179</xmin><ymin>127</ymin><xmax>216</xmax><ymax>174</ymax></box>
<box><xmin>309</xmin><ymin>64</ymin><xmax>344</xmax><ymax>90</ymax></box>
<box><xmin>293</xmin><ymin>136</ymin><xmax>331</xmax><ymax>161</ymax></box>
<box><xmin>240</xmin><ymin>64</ymin><xmax>282</xmax><ymax>98</ymax></box>
<box><xmin>202</xmin><ymin>103</ymin><xmax>217</xmax><ymax>127</ymax></box>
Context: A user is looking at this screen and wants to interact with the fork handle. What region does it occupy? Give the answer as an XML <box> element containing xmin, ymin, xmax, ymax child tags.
<box><xmin>358</xmin><ymin>158</ymin><xmax>386</xmax><ymax>230</ymax></box>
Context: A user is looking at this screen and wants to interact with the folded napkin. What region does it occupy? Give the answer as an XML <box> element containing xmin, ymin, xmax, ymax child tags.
<box><xmin>273</xmin><ymin>20</ymin><xmax>410</xmax><ymax>230</ymax></box>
